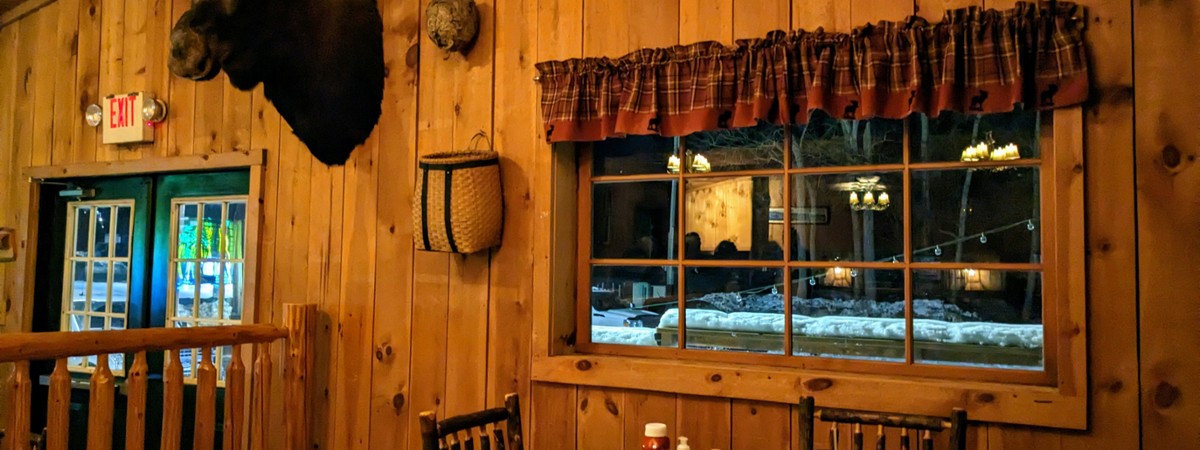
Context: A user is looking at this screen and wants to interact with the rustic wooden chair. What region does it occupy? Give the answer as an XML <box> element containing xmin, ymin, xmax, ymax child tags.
<box><xmin>798</xmin><ymin>396</ymin><xmax>968</xmax><ymax>450</ymax></box>
<box><xmin>419</xmin><ymin>393</ymin><xmax>524</xmax><ymax>450</ymax></box>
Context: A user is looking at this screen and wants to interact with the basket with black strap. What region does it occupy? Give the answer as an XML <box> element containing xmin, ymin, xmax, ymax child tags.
<box><xmin>413</xmin><ymin>133</ymin><xmax>503</xmax><ymax>253</ymax></box>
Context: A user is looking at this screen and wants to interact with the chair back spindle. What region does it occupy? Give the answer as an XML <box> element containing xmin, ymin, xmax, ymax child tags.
<box><xmin>419</xmin><ymin>393</ymin><xmax>524</xmax><ymax>450</ymax></box>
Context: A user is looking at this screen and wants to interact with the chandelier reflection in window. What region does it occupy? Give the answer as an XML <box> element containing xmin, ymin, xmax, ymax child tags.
<box><xmin>667</xmin><ymin>152</ymin><xmax>712</xmax><ymax>174</ymax></box>
<box><xmin>961</xmin><ymin>134</ymin><xmax>1020</xmax><ymax>164</ymax></box>
<box><xmin>840</xmin><ymin>176</ymin><xmax>890</xmax><ymax>212</ymax></box>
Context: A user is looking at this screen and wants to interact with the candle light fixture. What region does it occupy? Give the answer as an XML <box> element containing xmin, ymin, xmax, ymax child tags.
<box><xmin>842</xmin><ymin>176</ymin><xmax>890</xmax><ymax>211</ymax></box>
<box><xmin>960</xmin><ymin>133</ymin><xmax>1020</xmax><ymax>166</ymax></box>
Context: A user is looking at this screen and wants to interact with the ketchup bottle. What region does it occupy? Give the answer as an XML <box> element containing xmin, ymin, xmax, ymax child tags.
<box><xmin>642</xmin><ymin>423</ymin><xmax>670</xmax><ymax>449</ymax></box>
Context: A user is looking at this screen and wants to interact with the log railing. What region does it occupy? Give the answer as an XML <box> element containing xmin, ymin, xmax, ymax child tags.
<box><xmin>0</xmin><ymin>303</ymin><xmax>315</xmax><ymax>450</ymax></box>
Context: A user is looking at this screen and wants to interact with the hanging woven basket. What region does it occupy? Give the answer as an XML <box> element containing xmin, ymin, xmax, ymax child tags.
<box><xmin>413</xmin><ymin>133</ymin><xmax>503</xmax><ymax>254</ymax></box>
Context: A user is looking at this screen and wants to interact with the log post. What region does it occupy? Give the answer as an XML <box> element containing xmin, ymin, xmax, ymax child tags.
<box><xmin>284</xmin><ymin>304</ymin><xmax>316</xmax><ymax>450</ymax></box>
<box><xmin>7</xmin><ymin>361</ymin><xmax>31</xmax><ymax>450</ymax></box>
<box><xmin>252</xmin><ymin>341</ymin><xmax>272</xmax><ymax>450</ymax></box>
<box><xmin>87</xmin><ymin>356</ymin><xmax>115</xmax><ymax>450</ymax></box>
<box><xmin>124</xmin><ymin>352</ymin><xmax>148</xmax><ymax>450</ymax></box>
<box><xmin>161</xmin><ymin>350</ymin><xmax>184</xmax><ymax>450</ymax></box>
<box><xmin>46</xmin><ymin>359</ymin><xmax>70</xmax><ymax>450</ymax></box>
<box><xmin>224</xmin><ymin>345</ymin><xmax>247</xmax><ymax>450</ymax></box>
<box><xmin>194</xmin><ymin>347</ymin><xmax>217</xmax><ymax>450</ymax></box>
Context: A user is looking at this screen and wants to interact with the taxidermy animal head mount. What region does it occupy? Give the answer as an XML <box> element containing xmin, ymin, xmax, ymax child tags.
<box><xmin>169</xmin><ymin>0</ymin><xmax>385</xmax><ymax>166</ymax></box>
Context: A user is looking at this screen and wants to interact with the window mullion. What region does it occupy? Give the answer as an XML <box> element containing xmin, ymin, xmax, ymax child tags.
<box><xmin>903</xmin><ymin>120</ymin><xmax>914</xmax><ymax>365</ymax></box>
<box><xmin>675</xmin><ymin>137</ymin><xmax>687</xmax><ymax>351</ymax></box>
<box><xmin>782</xmin><ymin>126</ymin><xmax>793</xmax><ymax>357</ymax></box>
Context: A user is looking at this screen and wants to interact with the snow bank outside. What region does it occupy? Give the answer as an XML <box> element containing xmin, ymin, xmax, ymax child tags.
<box><xmin>592</xmin><ymin>326</ymin><xmax>658</xmax><ymax>346</ymax></box>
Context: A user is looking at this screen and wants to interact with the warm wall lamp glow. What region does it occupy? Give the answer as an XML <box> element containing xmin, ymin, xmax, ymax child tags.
<box><xmin>824</xmin><ymin>266</ymin><xmax>854</xmax><ymax>287</ymax></box>
<box><xmin>141</xmin><ymin>97</ymin><xmax>168</xmax><ymax>124</ymax></box>
<box><xmin>949</xmin><ymin>268</ymin><xmax>1004</xmax><ymax>291</ymax></box>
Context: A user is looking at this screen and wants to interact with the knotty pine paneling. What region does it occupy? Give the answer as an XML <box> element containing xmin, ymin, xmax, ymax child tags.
<box><xmin>0</xmin><ymin>0</ymin><xmax>1175</xmax><ymax>448</ymax></box>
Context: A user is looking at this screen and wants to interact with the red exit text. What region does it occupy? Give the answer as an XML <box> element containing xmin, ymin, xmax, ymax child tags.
<box><xmin>108</xmin><ymin>95</ymin><xmax>138</xmax><ymax>129</ymax></box>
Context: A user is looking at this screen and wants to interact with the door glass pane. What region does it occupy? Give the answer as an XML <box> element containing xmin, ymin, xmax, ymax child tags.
<box><xmin>199</xmin><ymin>262</ymin><xmax>220</xmax><ymax>318</ymax></box>
<box><xmin>178</xmin><ymin>204</ymin><xmax>199</xmax><ymax>259</ymax></box>
<box><xmin>225</xmin><ymin>202</ymin><xmax>247</xmax><ymax>260</ymax></box>
<box><xmin>589</xmin><ymin>265</ymin><xmax>675</xmax><ymax>347</ymax></box>
<box><xmin>67</xmin><ymin>314</ymin><xmax>86</xmax><ymax>332</ymax></box>
<box><xmin>683</xmin><ymin>266</ymin><xmax>785</xmax><ymax>354</ymax></box>
<box><xmin>791</xmin><ymin>172</ymin><xmax>904</xmax><ymax>262</ymax></box>
<box><xmin>685</xmin><ymin>176</ymin><xmax>784</xmax><ymax>261</ymax></box>
<box><xmin>111</xmin><ymin>317</ymin><xmax>125</xmax><ymax>330</ymax></box>
<box><xmin>89</xmin><ymin>316</ymin><xmax>105</xmax><ymax>330</ymax></box>
<box><xmin>90</xmin><ymin>262</ymin><xmax>109</xmax><ymax>312</ymax></box>
<box><xmin>225</xmin><ymin>263</ymin><xmax>244</xmax><ymax>320</ymax></box>
<box><xmin>911</xmin><ymin>269</ymin><xmax>1043</xmax><ymax>369</ymax></box>
<box><xmin>73</xmin><ymin>207</ymin><xmax>91</xmax><ymax>257</ymax></box>
<box><xmin>592</xmin><ymin>181</ymin><xmax>678</xmax><ymax>260</ymax></box>
<box><xmin>911</xmin><ymin>167</ymin><xmax>1040</xmax><ymax>263</ymax></box>
<box><xmin>112</xmin><ymin>262</ymin><xmax>129</xmax><ymax>314</ymax></box>
<box><xmin>94</xmin><ymin>206</ymin><xmax>112</xmax><ymax>258</ymax></box>
<box><xmin>175</xmin><ymin>262</ymin><xmax>197</xmax><ymax>318</ymax></box>
<box><xmin>790</xmin><ymin>268</ymin><xmax>906</xmax><ymax>362</ymax></box>
<box><xmin>684</xmin><ymin>123</ymin><xmax>785</xmax><ymax>173</ymax></box>
<box><xmin>201</xmin><ymin>203</ymin><xmax>223</xmax><ymax>259</ymax></box>
<box><xmin>71</xmin><ymin>261</ymin><xmax>88</xmax><ymax>311</ymax></box>
<box><xmin>115</xmin><ymin>206</ymin><xmax>132</xmax><ymax>258</ymax></box>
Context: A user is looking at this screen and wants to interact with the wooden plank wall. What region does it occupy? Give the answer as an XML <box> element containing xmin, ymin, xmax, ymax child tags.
<box><xmin>0</xmin><ymin>0</ymin><xmax>1188</xmax><ymax>448</ymax></box>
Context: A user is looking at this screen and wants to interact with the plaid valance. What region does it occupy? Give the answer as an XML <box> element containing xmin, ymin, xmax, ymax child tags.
<box><xmin>535</xmin><ymin>2</ymin><xmax>1088</xmax><ymax>143</ymax></box>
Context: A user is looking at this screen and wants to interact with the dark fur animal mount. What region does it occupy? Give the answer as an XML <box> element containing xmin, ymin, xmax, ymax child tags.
<box><xmin>168</xmin><ymin>0</ymin><xmax>384</xmax><ymax>166</ymax></box>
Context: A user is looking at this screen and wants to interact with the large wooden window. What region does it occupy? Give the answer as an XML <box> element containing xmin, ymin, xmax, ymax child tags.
<box><xmin>579</xmin><ymin>109</ymin><xmax>1068</xmax><ymax>385</ymax></box>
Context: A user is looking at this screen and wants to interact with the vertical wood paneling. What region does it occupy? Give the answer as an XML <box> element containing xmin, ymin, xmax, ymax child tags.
<box><xmin>1135</xmin><ymin>0</ymin><xmax>1200</xmax><ymax>448</ymax></box>
<box><xmin>583</xmin><ymin>0</ymin><xmax>629</xmax><ymax>57</ymax></box>
<box><xmin>488</xmin><ymin>0</ymin><xmax>537</xmax><ymax>438</ymax></box>
<box><xmin>733</xmin><ymin>0</ymin><xmax>789</xmax><ymax>39</ymax></box>
<box><xmin>531</xmin><ymin>383</ymin><xmax>577</xmax><ymax>449</ymax></box>
<box><xmin>731</xmin><ymin>400</ymin><xmax>790</xmax><ymax>450</ymax></box>
<box><xmin>72</xmin><ymin>0</ymin><xmax>101</xmax><ymax>163</ymax></box>
<box><xmin>119</xmin><ymin>0</ymin><xmax>146</xmax><ymax>160</ymax></box>
<box><xmin>369</xmin><ymin>0</ymin><xmax>419</xmax><ymax>447</ymax></box>
<box><xmin>915</xmin><ymin>0</ymin><xmax>976</xmax><ymax>20</ymax></box>
<box><xmin>1060</xmin><ymin>2</ymin><xmax>1138</xmax><ymax>449</ymax></box>
<box><xmin>192</xmin><ymin>73</ymin><xmax>224</xmax><ymax>153</ymax></box>
<box><xmin>95</xmin><ymin>0</ymin><xmax>123</xmax><ymax>161</ymax></box>
<box><xmin>629</xmin><ymin>0</ymin><xmax>679</xmax><ymax>49</ymax></box>
<box><xmin>680</xmin><ymin>0</ymin><xmax>732</xmax><ymax>44</ymax></box>
<box><xmin>622</xmin><ymin>391</ymin><xmax>676</xmax><ymax>450</ymax></box>
<box><xmin>408</xmin><ymin>0</ymin><xmax>454</xmax><ymax>448</ymax></box>
<box><xmin>576</xmin><ymin>387</ymin><xmax>624</xmax><ymax>450</ymax></box>
<box><xmin>443</xmin><ymin>0</ymin><xmax>495</xmax><ymax>421</ymax></box>
<box><xmin>850</xmin><ymin>0</ymin><xmax>914</xmax><ymax>25</ymax></box>
<box><xmin>164</xmin><ymin>0</ymin><xmax>193</xmax><ymax>156</ymax></box>
<box><xmin>51</xmin><ymin>0</ymin><xmax>79</xmax><ymax>165</ymax></box>
<box><xmin>792</xmin><ymin>0</ymin><xmax>848</xmax><ymax>31</ymax></box>
<box><xmin>676</xmin><ymin>395</ymin><xmax>731</xmax><ymax>450</ymax></box>
<box><xmin>28</xmin><ymin>2</ymin><xmax>54</xmax><ymax>167</ymax></box>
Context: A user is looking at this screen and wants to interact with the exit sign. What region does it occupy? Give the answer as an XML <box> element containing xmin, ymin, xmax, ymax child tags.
<box><xmin>102</xmin><ymin>92</ymin><xmax>155</xmax><ymax>145</ymax></box>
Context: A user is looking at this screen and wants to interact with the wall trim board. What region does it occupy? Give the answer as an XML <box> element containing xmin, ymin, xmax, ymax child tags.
<box><xmin>23</xmin><ymin>149</ymin><xmax>267</xmax><ymax>179</ymax></box>
<box><xmin>0</xmin><ymin>0</ymin><xmax>54</xmax><ymax>29</ymax></box>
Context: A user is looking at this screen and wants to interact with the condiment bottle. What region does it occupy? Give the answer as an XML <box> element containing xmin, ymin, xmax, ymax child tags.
<box><xmin>642</xmin><ymin>423</ymin><xmax>670</xmax><ymax>449</ymax></box>
<box><xmin>676</xmin><ymin>436</ymin><xmax>691</xmax><ymax>450</ymax></box>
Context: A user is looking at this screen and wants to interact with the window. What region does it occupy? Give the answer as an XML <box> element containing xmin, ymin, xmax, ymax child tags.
<box><xmin>61</xmin><ymin>201</ymin><xmax>135</xmax><ymax>373</ymax></box>
<box><xmin>581</xmin><ymin>109</ymin><xmax>1060</xmax><ymax>384</ymax></box>
<box><xmin>168</xmin><ymin>196</ymin><xmax>249</xmax><ymax>382</ymax></box>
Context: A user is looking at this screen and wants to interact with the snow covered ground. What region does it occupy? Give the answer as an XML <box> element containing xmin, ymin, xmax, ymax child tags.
<box><xmin>658</xmin><ymin>308</ymin><xmax>1042</xmax><ymax>349</ymax></box>
<box><xmin>592</xmin><ymin>326</ymin><xmax>658</xmax><ymax>346</ymax></box>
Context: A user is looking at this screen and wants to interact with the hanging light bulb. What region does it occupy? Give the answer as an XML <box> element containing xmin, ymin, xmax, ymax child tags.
<box><xmin>979</xmin><ymin>233</ymin><xmax>988</xmax><ymax>244</ymax></box>
<box><xmin>877</xmin><ymin>191</ymin><xmax>890</xmax><ymax>208</ymax></box>
<box><xmin>934</xmin><ymin>245</ymin><xmax>943</xmax><ymax>256</ymax></box>
<box><xmin>691</xmin><ymin>153</ymin><xmax>711</xmax><ymax>173</ymax></box>
<box><xmin>849</xmin><ymin>192</ymin><xmax>860</xmax><ymax>206</ymax></box>
<box><xmin>1027</xmin><ymin>220</ymin><xmax>1036</xmax><ymax>231</ymax></box>
<box><xmin>667</xmin><ymin>155</ymin><xmax>681</xmax><ymax>174</ymax></box>
<box><xmin>863</xmin><ymin>191</ymin><xmax>876</xmax><ymax>205</ymax></box>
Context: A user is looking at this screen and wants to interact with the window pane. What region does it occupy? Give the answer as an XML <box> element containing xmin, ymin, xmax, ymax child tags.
<box><xmin>90</xmin><ymin>262</ymin><xmax>109</xmax><ymax>313</ymax></box>
<box><xmin>67</xmin><ymin>314</ymin><xmax>86</xmax><ymax>332</ymax></box>
<box><xmin>593</xmin><ymin>135</ymin><xmax>677</xmax><ymax>176</ymax></box>
<box><xmin>94</xmin><ymin>206</ymin><xmax>112</xmax><ymax>257</ymax></box>
<box><xmin>175</xmin><ymin>262</ymin><xmax>197</xmax><ymax>318</ymax></box>
<box><xmin>911</xmin><ymin>269</ymin><xmax>1043</xmax><ymax>369</ymax></box>
<box><xmin>178</xmin><ymin>204</ymin><xmax>199</xmax><ymax>259</ymax></box>
<box><xmin>588</xmin><ymin>265</ymin><xmax>675</xmax><ymax>347</ymax></box>
<box><xmin>592</xmin><ymin>181</ymin><xmax>678</xmax><ymax>260</ymax></box>
<box><xmin>679</xmin><ymin>267</ymin><xmax>785</xmax><ymax>354</ymax></box>
<box><xmin>111</xmin><ymin>317</ymin><xmax>125</xmax><ymax>330</ymax></box>
<box><xmin>71</xmin><ymin>261</ymin><xmax>88</xmax><ymax>311</ymax></box>
<box><xmin>112</xmin><ymin>261</ymin><xmax>129</xmax><ymax>315</ymax></box>
<box><xmin>908</xmin><ymin>110</ymin><xmax>1042</xmax><ymax>163</ymax></box>
<box><xmin>685</xmin><ymin>176</ymin><xmax>784</xmax><ymax>261</ymax></box>
<box><xmin>225</xmin><ymin>263</ymin><xmax>244</xmax><ymax>320</ymax></box>
<box><xmin>115</xmin><ymin>206</ymin><xmax>132</xmax><ymax>258</ymax></box>
<box><xmin>73</xmin><ymin>207</ymin><xmax>91</xmax><ymax>257</ymax></box>
<box><xmin>201</xmin><ymin>203</ymin><xmax>223</xmax><ymax>259</ymax></box>
<box><xmin>89</xmin><ymin>316</ymin><xmax>105</xmax><ymax>330</ymax></box>
<box><xmin>225</xmin><ymin>202</ymin><xmax>247</xmax><ymax>260</ymax></box>
<box><xmin>791</xmin><ymin>111</ymin><xmax>904</xmax><ymax>168</ymax></box>
<box><xmin>790</xmin><ymin>268</ymin><xmax>905</xmax><ymax>362</ymax></box>
<box><xmin>791</xmin><ymin>172</ymin><xmax>904</xmax><ymax>262</ymax></box>
<box><xmin>684</xmin><ymin>123</ymin><xmax>785</xmax><ymax>172</ymax></box>
<box><xmin>199</xmin><ymin>262</ymin><xmax>221</xmax><ymax>319</ymax></box>
<box><xmin>911</xmin><ymin>167</ymin><xmax>1040</xmax><ymax>263</ymax></box>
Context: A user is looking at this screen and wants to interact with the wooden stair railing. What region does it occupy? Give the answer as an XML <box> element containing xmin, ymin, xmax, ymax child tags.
<box><xmin>0</xmin><ymin>303</ymin><xmax>316</xmax><ymax>450</ymax></box>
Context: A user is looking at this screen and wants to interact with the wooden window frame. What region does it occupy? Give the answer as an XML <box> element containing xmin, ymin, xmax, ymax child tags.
<box><xmin>531</xmin><ymin>109</ymin><xmax>1087</xmax><ymax>430</ymax></box>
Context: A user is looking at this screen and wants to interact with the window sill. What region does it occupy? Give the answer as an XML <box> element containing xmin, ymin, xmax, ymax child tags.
<box><xmin>531</xmin><ymin>353</ymin><xmax>1086</xmax><ymax>430</ymax></box>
